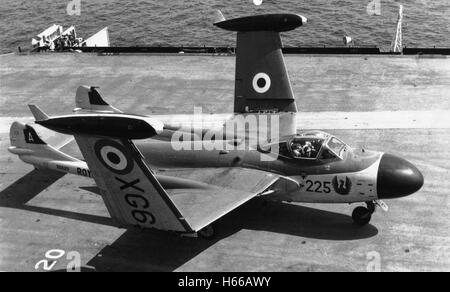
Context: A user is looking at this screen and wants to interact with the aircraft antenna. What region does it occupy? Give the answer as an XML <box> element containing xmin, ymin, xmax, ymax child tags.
<box><xmin>391</xmin><ymin>4</ymin><xmax>403</xmax><ymax>53</ymax></box>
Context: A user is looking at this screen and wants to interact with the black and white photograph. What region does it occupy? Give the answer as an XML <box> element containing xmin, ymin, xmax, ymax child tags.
<box><xmin>0</xmin><ymin>0</ymin><xmax>449</xmax><ymax>275</ymax></box>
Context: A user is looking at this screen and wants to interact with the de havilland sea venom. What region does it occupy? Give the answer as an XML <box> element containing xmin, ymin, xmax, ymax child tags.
<box><xmin>8</xmin><ymin>11</ymin><xmax>423</xmax><ymax>238</ymax></box>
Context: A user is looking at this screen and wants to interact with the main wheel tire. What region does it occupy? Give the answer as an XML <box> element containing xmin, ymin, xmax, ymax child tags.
<box><xmin>352</xmin><ymin>206</ymin><xmax>372</xmax><ymax>226</ymax></box>
<box><xmin>198</xmin><ymin>225</ymin><xmax>215</xmax><ymax>239</ymax></box>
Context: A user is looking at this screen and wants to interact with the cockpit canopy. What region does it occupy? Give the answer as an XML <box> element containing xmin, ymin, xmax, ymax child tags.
<box><xmin>283</xmin><ymin>130</ymin><xmax>347</xmax><ymax>160</ymax></box>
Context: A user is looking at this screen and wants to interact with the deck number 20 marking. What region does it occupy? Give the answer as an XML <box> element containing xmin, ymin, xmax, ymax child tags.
<box><xmin>305</xmin><ymin>180</ymin><xmax>331</xmax><ymax>193</ymax></box>
<box><xmin>34</xmin><ymin>249</ymin><xmax>81</xmax><ymax>272</ymax></box>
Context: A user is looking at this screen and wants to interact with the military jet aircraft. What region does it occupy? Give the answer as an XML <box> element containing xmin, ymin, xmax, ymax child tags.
<box><xmin>8</xmin><ymin>12</ymin><xmax>424</xmax><ymax>238</ymax></box>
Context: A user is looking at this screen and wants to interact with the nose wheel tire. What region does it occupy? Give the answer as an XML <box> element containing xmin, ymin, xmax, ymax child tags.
<box><xmin>198</xmin><ymin>224</ymin><xmax>215</xmax><ymax>239</ymax></box>
<box><xmin>352</xmin><ymin>206</ymin><xmax>372</xmax><ymax>226</ymax></box>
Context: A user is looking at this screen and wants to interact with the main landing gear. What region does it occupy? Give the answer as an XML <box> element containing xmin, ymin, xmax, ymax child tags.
<box><xmin>352</xmin><ymin>200</ymin><xmax>388</xmax><ymax>226</ymax></box>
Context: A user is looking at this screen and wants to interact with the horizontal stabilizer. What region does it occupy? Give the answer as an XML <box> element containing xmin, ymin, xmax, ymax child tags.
<box><xmin>214</xmin><ymin>13</ymin><xmax>306</xmax><ymax>32</ymax></box>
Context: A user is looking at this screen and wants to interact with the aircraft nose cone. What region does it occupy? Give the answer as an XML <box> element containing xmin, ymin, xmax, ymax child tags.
<box><xmin>377</xmin><ymin>154</ymin><xmax>424</xmax><ymax>199</ymax></box>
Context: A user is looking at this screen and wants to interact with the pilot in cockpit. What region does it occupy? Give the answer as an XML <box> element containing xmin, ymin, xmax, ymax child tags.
<box><xmin>291</xmin><ymin>140</ymin><xmax>317</xmax><ymax>158</ymax></box>
<box><xmin>302</xmin><ymin>141</ymin><xmax>314</xmax><ymax>158</ymax></box>
<box><xmin>292</xmin><ymin>143</ymin><xmax>302</xmax><ymax>157</ymax></box>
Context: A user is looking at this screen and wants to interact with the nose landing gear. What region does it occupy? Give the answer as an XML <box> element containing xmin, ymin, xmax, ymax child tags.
<box><xmin>352</xmin><ymin>206</ymin><xmax>372</xmax><ymax>226</ymax></box>
<box><xmin>352</xmin><ymin>200</ymin><xmax>388</xmax><ymax>226</ymax></box>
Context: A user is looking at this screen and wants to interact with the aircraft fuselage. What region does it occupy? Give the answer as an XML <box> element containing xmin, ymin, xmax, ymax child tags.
<box><xmin>132</xmin><ymin>113</ymin><xmax>423</xmax><ymax>205</ymax></box>
<box><xmin>135</xmin><ymin>139</ymin><xmax>382</xmax><ymax>204</ymax></box>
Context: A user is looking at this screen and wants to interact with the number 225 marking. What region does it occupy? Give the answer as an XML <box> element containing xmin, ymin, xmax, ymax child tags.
<box><xmin>305</xmin><ymin>180</ymin><xmax>331</xmax><ymax>193</ymax></box>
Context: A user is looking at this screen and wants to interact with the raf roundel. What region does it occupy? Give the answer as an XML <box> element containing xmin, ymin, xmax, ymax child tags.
<box><xmin>252</xmin><ymin>73</ymin><xmax>271</xmax><ymax>94</ymax></box>
<box><xmin>94</xmin><ymin>139</ymin><xmax>134</xmax><ymax>175</ymax></box>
